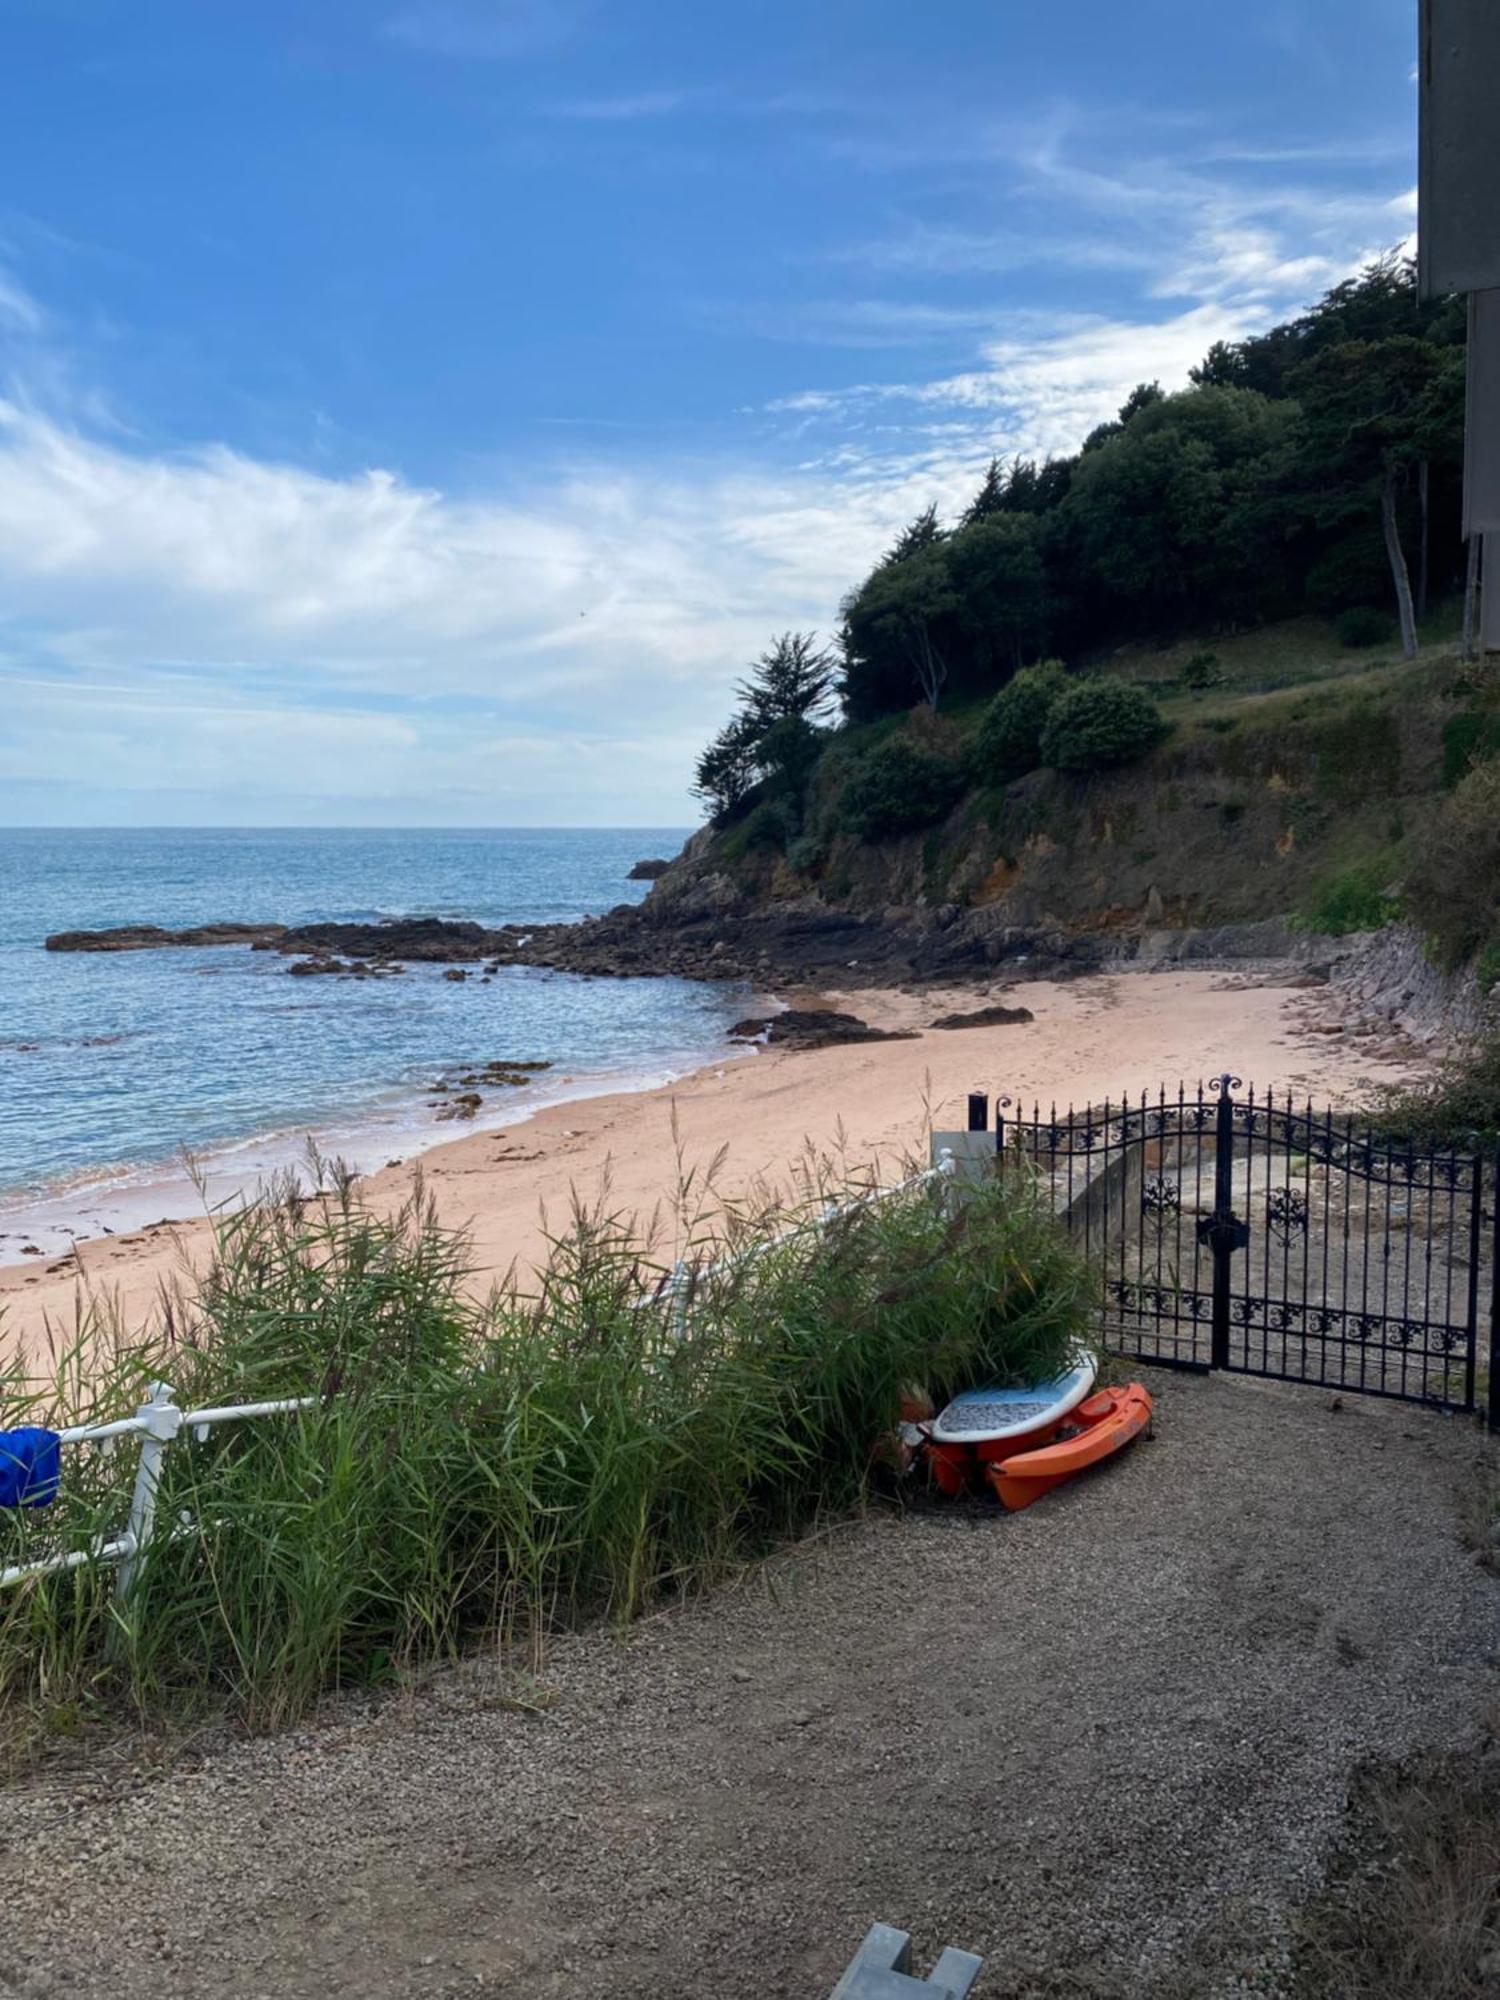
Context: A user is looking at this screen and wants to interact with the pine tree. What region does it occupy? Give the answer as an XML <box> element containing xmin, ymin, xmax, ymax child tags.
<box><xmin>882</xmin><ymin>504</ymin><xmax>945</xmax><ymax>567</ymax></box>
<box><xmin>961</xmin><ymin>459</ymin><xmax>1006</xmax><ymax>526</ymax></box>
<box><xmin>736</xmin><ymin>632</ymin><xmax>838</xmax><ymax>732</ymax></box>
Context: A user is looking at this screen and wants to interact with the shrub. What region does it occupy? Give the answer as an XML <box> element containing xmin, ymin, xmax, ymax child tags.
<box><xmin>1404</xmin><ymin>759</ymin><xmax>1500</xmax><ymax>968</ymax></box>
<box><xmin>1296</xmin><ymin>859</ymin><xmax>1400</xmax><ymax>936</ymax></box>
<box><xmin>1335</xmin><ymin>605</ymin><xmax>1394</xmax><ymax>649</ymax></box>
<box><xmin>1040</xmin><ymin>679</ymin><xmax>1169</xmax><ymax>772</ymax></box>
<box><xmin>841</xmin><ymin>737</ymin><xmax>965</xmax><ymax>839</ymax></box>
<box><xmin>720</xmin><ymin>795</ymin><xmax>795</xmax><ymax>859</ymax></box>
<box><xmin>1440</xmin><ymin>707</ymin><xmax>1500</xmax><ymax>788</ymax></box>
<box><xmin>785</xmin><ymin>832</ymin><xmax>826</xmax><ymax>876</ymax></box>
<box><xmin>1181</xmin><ymin>651</ymin><xmax>1220</xmax><ymax>689</ymax></box>
<box><xmin>0</xmin><ymin>1157</ymin><xmax>1091</xmax><ymax>1746</ymax></box>
<box><xmin>971</xmin><ymin>660</ymin><xmax>1069</xmax><ymax>780</ymax></box>
<box><xmin>1369</xmin><ymin>1024</ymin><xmax>1500</xmax><ymax>1148</ymax></box>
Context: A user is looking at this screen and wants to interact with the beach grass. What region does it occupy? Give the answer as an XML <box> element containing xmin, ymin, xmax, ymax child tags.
<box><xmin>0</xmin><ymin>1150</ymin><xmax>1092</xmax><ymax>1757</ymax></box>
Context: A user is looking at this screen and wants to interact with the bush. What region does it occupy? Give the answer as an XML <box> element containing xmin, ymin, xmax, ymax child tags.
<box><xmin>841</xmin><ymin>737</ymin><xmax>965</xmax><ymax>839</ymax></box>
<box><xmin>1441</xmin><ymin>706</ymin><xmax>1500</xmax><ymax>788</ymax></box>
<box><xmin>1404</xmin><ymin>759</ymin><xmax>1500</xmax><ymax>968</ymax></box>
<box><xmin>720</xmin><ymin>795</ymin><xmax>795</xmax><ymax>859</ymax></box>
<box><xmin>0</xmin><ymin>1158</ymin><xmax>1091</xmax><ymax>1746</ymax></box>
<box><xmin>971</xmin><ymin>660</ymin><xmax>1069</xmax><ymax>780</ymax></box>
<box><xmin>1296</xmin><ymin>859</ymin><xmax>1400</xmax><ymax>936</ymax></box>
<box><xmin>785</xmin><ymin>832</ymin><xmax>826</xmax><ymax>876</ymax></box>
<box><xmin>1369</xmin><ymin>1024</ymin><xmax>1500</xmax><ymax>1148</ymax></box>
<box><xmin>1181</xmin><ymin>651</ymin><xmax>1220</xmax><ymax>689</ymax></box>
<box><xmin>1335</xmin><ymin>605</ymin><xmax>1394</xmax><ymax>649</ymax></box>
<box><xmin>1040</xmin><ymin>679</ymin><xmax>1169</xmax><ymax>773</ymax></box>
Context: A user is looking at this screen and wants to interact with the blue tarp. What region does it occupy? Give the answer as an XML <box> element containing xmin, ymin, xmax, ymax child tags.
<box><xmin>0</xmin><ymin>1427</ymin><xmax>61</xmax><ymax>1508</ymax></box>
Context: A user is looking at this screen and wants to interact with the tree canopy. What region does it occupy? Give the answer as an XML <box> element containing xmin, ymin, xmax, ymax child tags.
<box><xmin>835</xmin><ymin>254</ymin><xmax>1466</xmax><ymax>719</ymax></box>
<box><xmin>693</xmin><ymin>253</ymin><xmax>1470</xmax><ymax>822</ymax></box>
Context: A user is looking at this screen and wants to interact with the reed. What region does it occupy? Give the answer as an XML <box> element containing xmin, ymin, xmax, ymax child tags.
<box><xmin>0</xmin><ymin>1149</ymin><xmax>1091</xmax><ymax>1753</ymax></box>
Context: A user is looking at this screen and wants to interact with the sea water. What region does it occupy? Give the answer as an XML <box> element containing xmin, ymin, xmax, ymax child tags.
<box><xmin>0</xmin><ymin>827</ymin><xmax>749</xmax><ymax>1254</ymax></box>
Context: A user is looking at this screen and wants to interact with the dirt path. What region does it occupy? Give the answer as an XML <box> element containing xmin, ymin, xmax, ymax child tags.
<box><xmin>5</xmin><ymin>1371</ymin><xmax>1496</xmax><ymax>2000</ymax></box>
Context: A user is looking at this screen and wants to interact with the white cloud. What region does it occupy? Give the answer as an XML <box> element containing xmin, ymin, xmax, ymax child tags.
<box><xmin>0</xmin><ymin>100</ymin><xmax>1424</xmax><ymax>824</ymax></box>
<box><xmin>0</xmin><ymin>267</ymin><xmax>43</xmax><ymax>333</ymax></box>
<box><xmin>0</xmin><ymin>398</ymin><xmax>939</xmax><ymax>820</ymax></box>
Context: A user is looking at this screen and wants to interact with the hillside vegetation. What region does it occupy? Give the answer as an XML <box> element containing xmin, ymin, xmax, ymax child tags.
<box><xmin>681</xmin><ymin>257</ymin><xmax>1498</xmax><ymax>988</ymax></box>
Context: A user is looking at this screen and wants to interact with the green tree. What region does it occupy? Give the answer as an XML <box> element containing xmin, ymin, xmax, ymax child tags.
<box><xmin>882</xmin><ymin>503</ymin><xmax>946</xmax><ymax>566</ymax></box>
<box><xmin>841</xmin><ymin>540</ymin><xmax>961</xmax><ymax>718</ymax></box>
<box><xmin>1289</xmin><ymin>336</ymin><xmax>1444</xmax><ymax>659</ymax></box>
<box><xmin>737</xmin><ymin>631</ymin><xmax>838</xmax><ymax>732</ymax></box>
<box><xmin>692</xmin><ymin>713</ymin><xmax>761</xmax><ymax>823</ymax></box>
<box><xmin>946</xmin><ymin>515</ymin><xmax>1049</xmax><ymax>676</ymax></box>
<box><xmin>1060</xmin><ymin>385</ymin><xmax>1301</xmax><ymax>633</ymax></box>
<box><xmin>961</xmin><ymin>458</ymin><xmax>1007</xmax><ymax>526</ymax></box>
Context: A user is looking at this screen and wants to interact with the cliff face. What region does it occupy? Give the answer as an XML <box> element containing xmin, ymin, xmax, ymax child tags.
<box><xmin>649</xmin><ymin>659</ymin><xmax>1458</xmax><ymax>942</ymax></box>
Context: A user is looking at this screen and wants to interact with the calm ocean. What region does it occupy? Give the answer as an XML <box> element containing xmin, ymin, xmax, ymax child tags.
<box><xmin>0</xmin><ymin>828</ymin><xmax>748</xmax><ymax>1252</ymax></box>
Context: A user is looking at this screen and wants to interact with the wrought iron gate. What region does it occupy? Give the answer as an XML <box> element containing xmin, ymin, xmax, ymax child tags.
<box><xmin>992</xmin><ymin>1076</ymin><xmax>1499</xmax><ymax>1423</ymax></box>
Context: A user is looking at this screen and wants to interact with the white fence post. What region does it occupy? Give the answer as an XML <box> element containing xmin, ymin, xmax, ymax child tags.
<box><xmin>113</xmin><ymin>1380</ymin><xmax>183</xmax><ymax>1609</ymax></box>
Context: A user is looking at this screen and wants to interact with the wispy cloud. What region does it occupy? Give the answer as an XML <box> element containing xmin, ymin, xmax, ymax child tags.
<box><xmin>382</xmin><ymin>0</ymin><xmax>581</xmax><ymax>60</ymax></box>
<box><xmin>0</xmin><ymin>265</ymin><xmax>44</xmax><ymax>334</ymax></box>
<box><xmin>0</xmin><ymin>392</ymin><xmax>937</xmax><ymax>819</ymax></box>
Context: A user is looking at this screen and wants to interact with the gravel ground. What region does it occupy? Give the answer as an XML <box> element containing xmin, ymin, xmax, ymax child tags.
<box><xmin>3</xmin><ymin>1370</ymin><xmax>1497</xmax><ymax>2000</ymax></box>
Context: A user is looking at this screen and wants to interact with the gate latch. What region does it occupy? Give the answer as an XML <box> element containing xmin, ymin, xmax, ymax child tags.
<box><xmin>1197</xmin><ymin>1209</ymin><xmax>1250</xmax><ymax>1254</ymax></box>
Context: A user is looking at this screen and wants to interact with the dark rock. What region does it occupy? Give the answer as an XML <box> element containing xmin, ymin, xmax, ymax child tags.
<box><xmin>627</xmin><ymin>858</ymin><xmax>671</xmax><ymax>881</ymax></box>
<box><xmin>434</xmin><ymin>1091</ymin><xmax>483</xmax><ymax>1120</ymax></box>
<box><xmin>286</xmin><ymin>956</ymin><xmax>348</xmax><ymax>976</ymax></box>
<box><xmin>45</xmin><ymin>922</ymin><xmax>287</xmax><ymax>953</ymax></box>
<box><xmin>442</xmin><ymin>968</ymin><xmax>469</xmax><ymax>982</ymax></box>
<box><xmin>929</xmin><ymin>1003</ymin><xmax>1035</xmax><ymax>1030</ymax></box>
<box><xmin>279</xmin><ymin>917</ymin><xmax>499</xmax><ymax>963</ymax></box>
<box><xmin>737</xmin><ymin>1009</ymin><xmax>920</xmax><ymax>1050</ymax></box>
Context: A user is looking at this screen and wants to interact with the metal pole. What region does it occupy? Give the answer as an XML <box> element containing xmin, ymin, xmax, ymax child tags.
<box><xmin>1464</xmin><ymin>1146</ymin><xmax>1483</xmax><ymax>1412</ymax></box>
<box><xmin>1208</xmin><ymin>1077</ymin><xmax>1239</xmax><ymax>1372</ymax></box>
<box><xmin>113</xmin><ymin>1381</ymin><xmax>183</xmax><ymax>1610</ymax></box>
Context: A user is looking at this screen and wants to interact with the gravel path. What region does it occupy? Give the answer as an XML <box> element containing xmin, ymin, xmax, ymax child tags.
<box><xmin>4</xmin><ymin>1371</ymin><xmax>1497</xmax><ymax>2000</ymax></box>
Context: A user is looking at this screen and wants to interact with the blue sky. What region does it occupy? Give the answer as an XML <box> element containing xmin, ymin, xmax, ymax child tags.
<box><xmin>0</xmin><ymin>0</ymin><xmax>1420</xmax><ymax>825</ymax></box>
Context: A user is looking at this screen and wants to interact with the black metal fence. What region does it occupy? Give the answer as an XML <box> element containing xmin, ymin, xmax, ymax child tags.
<box><xmin>975</xmin><ymin>1077</ymin><xmax>1499</xmax><ymax>1425</ymax></box>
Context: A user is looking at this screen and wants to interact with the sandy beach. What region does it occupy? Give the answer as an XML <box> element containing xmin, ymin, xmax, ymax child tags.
<box><xmin>0</xmin><ymin>965</ymin><xmax>1415</xmax><ymax>1370</ymax></box>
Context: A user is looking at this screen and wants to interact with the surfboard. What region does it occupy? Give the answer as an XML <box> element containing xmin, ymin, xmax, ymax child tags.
<box><xmin>928</xmin><ymin>1353</ymin><xmax>1097</xmax><ymax>1448</ymax></box>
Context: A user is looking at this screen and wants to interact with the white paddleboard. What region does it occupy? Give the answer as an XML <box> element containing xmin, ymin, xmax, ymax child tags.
<box><xmin>929</xmin><ymin>1353</ymin><xmax>1097</xmax><ymax>1447</ymax></box>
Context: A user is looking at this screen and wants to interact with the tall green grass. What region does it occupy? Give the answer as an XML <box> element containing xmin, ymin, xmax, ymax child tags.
<box><xmin>0</xmin><ymin>1153</ymin><xmax>1091</xmax><ymax>1753</ymax></box>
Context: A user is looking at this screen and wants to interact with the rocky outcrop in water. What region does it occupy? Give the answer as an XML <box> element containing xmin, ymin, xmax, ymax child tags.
<box><xmin>46</xmin><ymin>922</ymin><xmax>287</xmax><ymax>952</ymax></box>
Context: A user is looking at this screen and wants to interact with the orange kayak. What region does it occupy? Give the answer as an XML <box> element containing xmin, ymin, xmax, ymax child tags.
<box><xmin>985</xmin><ymin>1383</ymin><xmax>1153</xmax><ymax>1511</ymax></box>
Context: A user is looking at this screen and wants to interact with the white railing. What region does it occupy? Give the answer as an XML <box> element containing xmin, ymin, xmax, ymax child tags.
<box><xmin>0</xmin><ymin>1381</ymin><xmax>316</xmax><ymax>1603</ymax></box>
<box><xmin>2</xmin><ymin>1148</ymin><xmax>958</xmax><ymax>1604</ymax></box>
<box><xmin>644</xmin><ymin>1150</ymin><xmax>956</xmax><ymax>1323</ymax></box>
